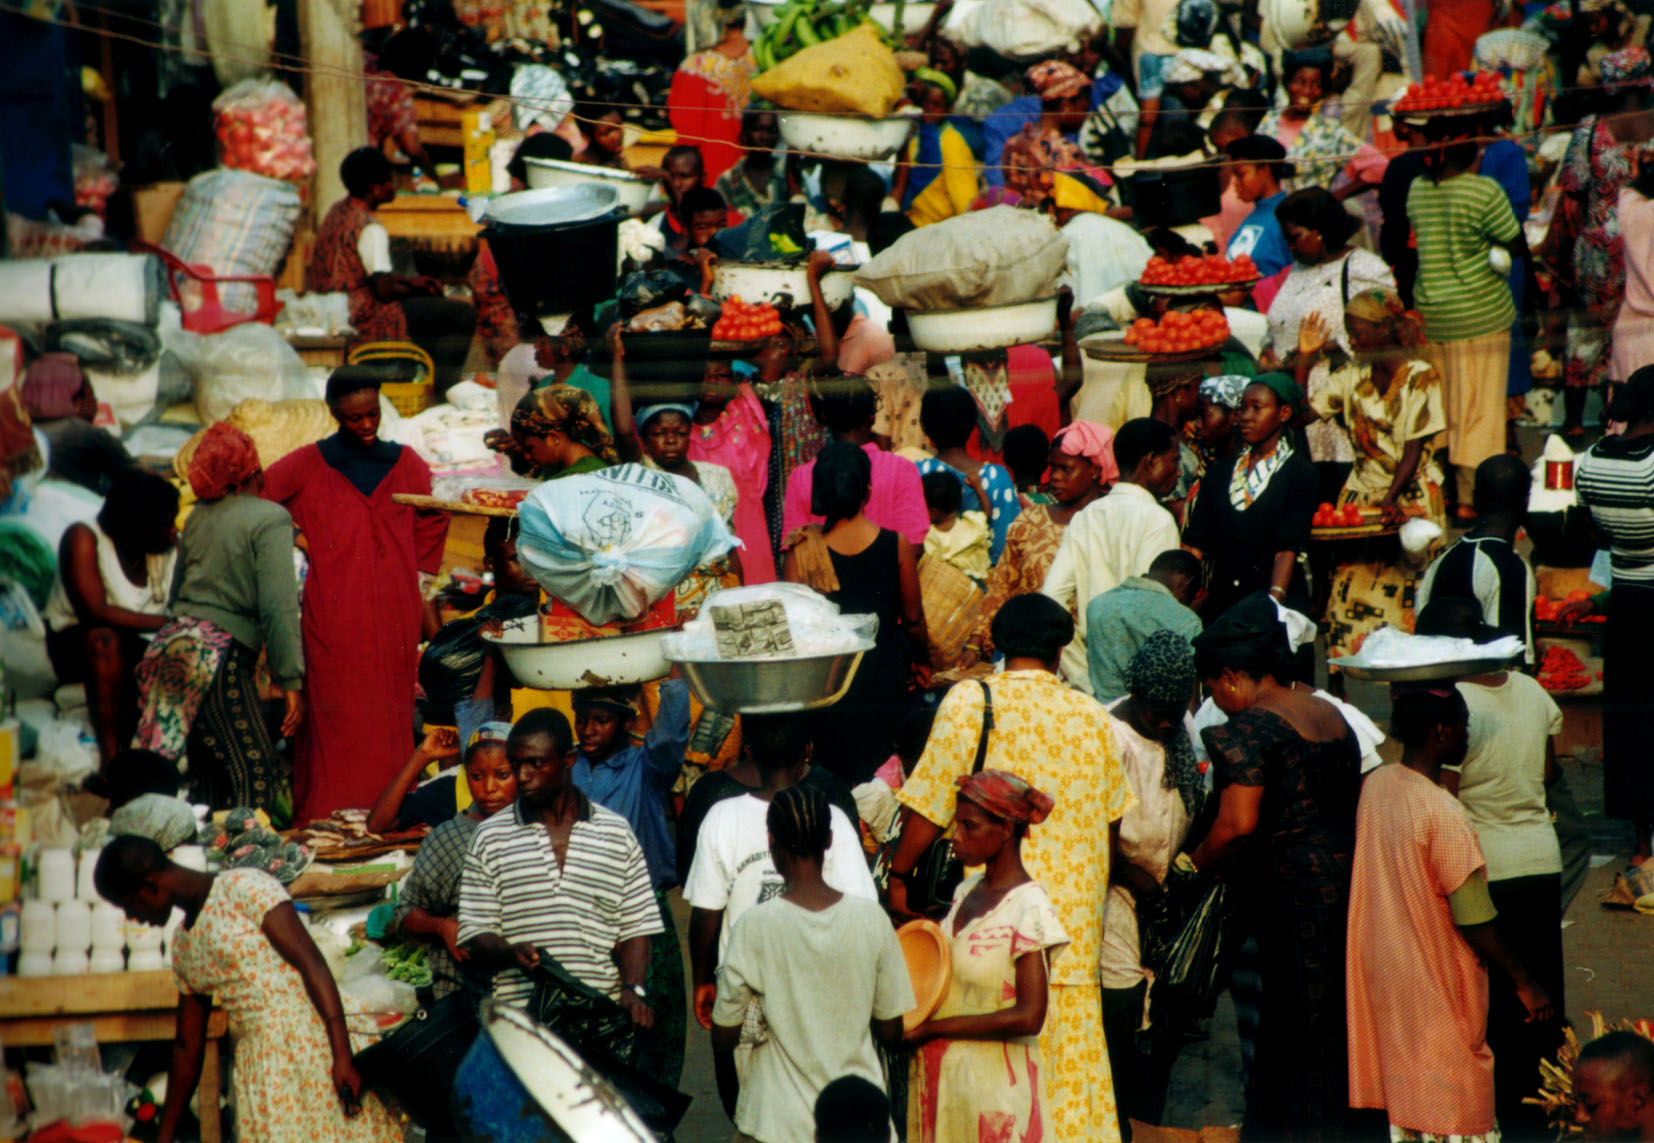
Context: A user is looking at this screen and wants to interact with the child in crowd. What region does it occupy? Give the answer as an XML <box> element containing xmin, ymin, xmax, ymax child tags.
<box><xmin>387</xmin><ymin>726</ymin><xmax>517</xmax><ymax>999</ymax></box>
<box><xmin>711</xmin><ymin>785</ymin><xmax>913</xmax><ymax>1143</ymax></box>
<box><xmin>1224</xmin><ymin>135</ymin><xmax>1295</xmax><ymax>282</ymax></box>
<box><xmin>921</xmin><ymin>469</ymin><xmax>991</xmax><ymax>584</ymax></box>
<box><xmin>571</xmin><ymin>101</ymin><xmax>628</xmax><ymax>169</ymax></box>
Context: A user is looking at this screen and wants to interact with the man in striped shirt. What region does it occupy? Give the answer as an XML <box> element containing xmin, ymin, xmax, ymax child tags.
<box><xmin>1407</xmin><ymin>129</ymin><xmax>1526</xmax><ymax>511</ymax></box>
<box><xmin>458</xmin><ymin>709</ymin><xmax>662</xmax><ymax>1022</ymax></box>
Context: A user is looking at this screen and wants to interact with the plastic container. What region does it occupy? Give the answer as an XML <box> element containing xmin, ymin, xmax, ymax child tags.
<box><xmin>90</xmin><ymin>902</ymin><xmax>125</xmax><ymax>950</ymax></box>
<box><xmin>124</xmin><ymin>918</ymin><xmax>163</xmax><ymax>952</ymax></box>
<box><xmin>89</xmin><ymin>948</ymin><xmax>125</xmax><ymax>975</ymax></box>
<box><xmin>54</xmin><ymin>899</ymin><xmax>91</xmax><ymax>952</ymax></box>
<box><xmin>19</xmin><ymin>899</ymin><xmax>55</xmax><ymax>953</ymax></box>
<box><xmin>127</xmin><ymin>949</ymin><xmax>165</xmax><ymax>973</ymax></box>
<box><xmin>17</xmin><ymin>951</ymin><xmax>52</xmax><ymax>977</ymax></box>
<box><xmin>51</xmin><ymin>948</ymin><xmax>89</xmax><ymax>975</ymax></box>
<box><xmin>37</xmin><ymin>848</ymin><xmax>75</xmax><ymax>903</ymax></box>
<box><xmin>75</xmin><ymin>849</ymin><xmax>99</xmax><ymax>901</ymax></box>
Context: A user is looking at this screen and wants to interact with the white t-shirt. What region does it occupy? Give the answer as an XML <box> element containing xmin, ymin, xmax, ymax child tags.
<box><xmin>713</xmin><ymin>894</ymin><xmax>913</xmax><ymax>1143</ymax></box>
<box><xmin>358</xmin><ymin>221</ymin><xmax>393</xmax><ymax>275</ymax></box>
<box><xmin>683</xmin><ymin>796</ymin><xmax>877</xmax><ymax>960</ymax></box>
<box><xmin>1100</xmin><ymin>703</ymin><xmax>1199</xmax><ymax>990</ymax></box>
<box><xmin>1448</xmin><ymin>672</ymin><xmax>1564</xmax><ymax>881</ymax></box>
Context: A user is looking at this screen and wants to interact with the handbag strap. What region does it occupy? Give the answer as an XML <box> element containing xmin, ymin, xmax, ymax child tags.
<box><xmin>971</xmin><ymin>680</ymin><xmax>995</xmax><ymax>774</ymax></box>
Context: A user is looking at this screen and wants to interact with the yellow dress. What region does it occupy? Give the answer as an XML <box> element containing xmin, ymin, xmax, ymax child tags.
<box><xmin>171</xmin><ymin>870</ymin><xmax>402</xmax><ymax>1143</ymax></box>
<box><xmin>898</xmin><ymin>670</ymin><xmax>1137</xmax><ymax>1143</ymax></box>
<box><xmin>909</xmin><ymin>876</ymin><xmax>1069</xmax><ymax>1143</ymax></box>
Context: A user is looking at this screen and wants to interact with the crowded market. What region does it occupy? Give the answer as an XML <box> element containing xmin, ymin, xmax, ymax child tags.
<box><xmin>0</xmin><ymin>0</ymin><xmax>1651</xmax><ymax>1139</ymax></box>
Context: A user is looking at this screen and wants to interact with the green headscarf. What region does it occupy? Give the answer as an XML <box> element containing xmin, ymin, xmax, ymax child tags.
<box><xmin>1249</xmin><ymin>372</ymin><xmax>1304</xmax><ymax>415</ymax></box>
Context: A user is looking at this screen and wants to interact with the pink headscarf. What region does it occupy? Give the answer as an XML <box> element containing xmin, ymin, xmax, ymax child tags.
<box><xmin>1053</xmin><ymin>420</ymin><xmax>1119</xmax><ymax>485</ymax></box>
<box><xmin>1026</xmin><ymin>60</ymin><xmax>1090</xmax><ymax>102</ymax></box>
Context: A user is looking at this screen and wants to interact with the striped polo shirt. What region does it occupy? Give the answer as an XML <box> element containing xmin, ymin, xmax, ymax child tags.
<box><xmin>457</xmin><ymin>794</ymin><xmax>663</xmax><ymax>1009</ymax></box>
<box><xmin>1577</xmin><ymin>434</ymin><xmax>1654</xmax><ymax>584</ymax></box>
<box><xmin>1407</xmin><ymin>172</ymin><xmax>1522</xmax><ymax>342</ymax></box>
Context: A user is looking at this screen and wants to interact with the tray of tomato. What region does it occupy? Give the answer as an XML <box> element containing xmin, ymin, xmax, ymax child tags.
<box><xmin>1087</xmin><ymin>309</ymin><xmax>1230</xmax><ymax>360</ymax></box>
<box><xmin>1392</xmin><ymin>70</ymin><xmax>1508</xmax><ymax>117</ymax></box>
<box><xmin>1537</xmin><ymin>639</ymin><xmax>1602</xmax><ymax>695</ymax></box>
<box><xmin>1139</xmin><ymin>253</ymin><xmax>1260</xmax><ymax>294</ymax></box>
<box><xmin>711</xmin><ymin>297</ymin><xmax>784</xmax><ymax>348</ymax></box>
<box><xmin>1310</xmin><ymin>501</ymin><xmax>1421</xmax><ymax>538</ymax></box>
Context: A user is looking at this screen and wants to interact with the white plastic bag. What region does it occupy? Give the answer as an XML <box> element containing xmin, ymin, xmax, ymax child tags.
<box><xmin>515</xmin><ymin>464</ymin><xmax>738</xmax><ymax>626</ymax></box>
<box><xmin>662</xmin><ymin>584</ymin><xmax>878</xmax><ymax>660</ymax></box>
<box><xmin>166</xmin><ymin>324</ymin><xmax>311</xmax><ymax>423</ymax></box>
<box><xmin>955</xmin><ymin>0</ymin><xmax>1102</xmax><ymax>59</ymax></box>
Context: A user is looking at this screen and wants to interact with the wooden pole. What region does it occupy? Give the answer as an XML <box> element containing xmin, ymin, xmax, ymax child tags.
<box><xmin>297</xmin><ymin>0</ymin><xmax>366</xmax><ymax>213</ymax></box>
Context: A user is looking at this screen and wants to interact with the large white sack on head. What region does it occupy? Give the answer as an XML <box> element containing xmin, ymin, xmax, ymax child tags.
<box><xmin>516</xmin><ymin>464</ymin><xmax>738</xmax><ymax>627</ymax></box>
<box><xmin>854</xmin><ymin>206</ymin><xmax>1070</xmax><ymax>310</ymax></box>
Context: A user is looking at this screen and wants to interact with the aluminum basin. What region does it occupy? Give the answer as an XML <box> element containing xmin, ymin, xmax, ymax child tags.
<box><xmin>670</xmin><ymin>649</ymin><xmax>868</xmax><ymax>713</ymax></box>
<box><xmin>483</xmin><ymin>625</ymin><xmax>673</xmax><ymax>689</ymax></box>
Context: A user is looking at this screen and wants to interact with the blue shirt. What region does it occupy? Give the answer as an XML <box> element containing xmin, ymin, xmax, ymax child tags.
<box><xmin>1227</xmin><ymin>191</ymin><xmax>1292</xmax><ymax>279</ymax></box>
<box><xmin>571</xmin><ymin>678</ymin><xmax>690</xmax><ymax>890</ymax></box>
<box><xmin>1085</xmin><ymin>576</ymin><xmax>1203</xmax><ymax>703</ymax></box>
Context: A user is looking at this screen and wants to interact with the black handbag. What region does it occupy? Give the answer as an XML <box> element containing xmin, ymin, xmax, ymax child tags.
<box><xmin>881</xmin><ymin>681</ymin><xmax>995</xmax><ymax>918</ymax></box>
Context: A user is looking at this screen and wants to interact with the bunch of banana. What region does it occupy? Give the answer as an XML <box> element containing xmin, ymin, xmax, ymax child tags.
<box><xmin>752</xmin><ymin>0</ymin><xmax>898</xmax><ymax>69</ymax></box>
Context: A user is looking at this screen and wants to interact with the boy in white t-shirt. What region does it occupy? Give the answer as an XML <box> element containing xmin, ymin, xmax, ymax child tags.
<box><xmin>684</xmin><ymin>715</ymin><xmax>877</xmax><ymax>1031</ymax></box>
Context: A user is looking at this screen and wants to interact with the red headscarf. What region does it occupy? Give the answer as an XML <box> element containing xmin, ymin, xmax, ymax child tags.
<box><xmin>956</xmin><ymin>769</ymin><xmax>1054</xmax><ymax>825</ymax></box>
<box><xmin>1053</xmin><ymin>420</ymin><xmax>1120</xmax><ymax>486</ymax></box>
<box><xmin>188</xmin><ymin>422</ymin><xmax>263</xmax><ymax>501</ymax></box>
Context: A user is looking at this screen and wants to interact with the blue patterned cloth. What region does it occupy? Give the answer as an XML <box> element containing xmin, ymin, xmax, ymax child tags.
<box><xmin>916</xmin><ymin>457</ymin><xmax>1023</xmax><ymax>563</ymax></box>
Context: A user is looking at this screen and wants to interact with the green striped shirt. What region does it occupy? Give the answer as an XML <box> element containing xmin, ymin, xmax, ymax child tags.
<box><xmin>1407</xmin><ymin>173</ymin><xmax>1522</xmax><ymax>342</ymax></box>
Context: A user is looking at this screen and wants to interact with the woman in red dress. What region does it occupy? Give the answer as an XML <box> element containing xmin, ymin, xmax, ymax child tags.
<box><xmin>264</xmin><ymin>369</ymin><xmax>448</xmax><ymax>823</ymax></box>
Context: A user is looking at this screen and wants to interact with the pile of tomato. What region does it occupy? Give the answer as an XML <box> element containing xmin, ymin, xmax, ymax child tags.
<box><xmin>1538</xmin><ymin>643</ymin><xmax>1596</xmax><ymax>692</ymax></box>
<box><xmin>1312</xmin><ymin>502</ymin><xmax>1372</xmax><ymax>528</ymax></box>
<box><xmin>1392</xmin><ymin>71</ymin><xmax>1504</xmax><ymax>114</ymax></box>
<box><xmin>1140</xmin><ymin>253</ymin><xmax>1259</xmax><ymax>287</ymax></box>
<box><xmin>712</xmin><ymin>297</ymin><xmax>783</xmax><ymax>341</ymax></box>
<box><xmin>1122</xmin><ymin>309</ymin><xmax>1230</xmax><ymax>353</ymax></box>
<box><xmin>1534</xmin><ymin>590</ymin><xmax>1605</xmax><ymax>623</ymax></box>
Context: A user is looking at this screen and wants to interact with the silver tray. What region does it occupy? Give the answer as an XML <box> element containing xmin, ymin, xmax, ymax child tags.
<box><xmin>1331</xmin><ymin>655</ymin><xmax>1518</xmax><ymax>682</ymax></box>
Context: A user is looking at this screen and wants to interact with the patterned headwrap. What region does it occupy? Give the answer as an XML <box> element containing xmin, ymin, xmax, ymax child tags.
<box><xmin>912</xmin><ymin>66</ymin><xmax>958</xmax><ymax>105</ymax></box>
<box><xmin>1124</xmin><ymin>629</ymin><xmax>1204</xmax><ymax>814</ymax></box>
<box><xmin>1602</xmin><ymin>47</ymin><xmax>1652</xmax><ymax>94</ymax></box>
<box><xmin>1026</xmin><ymin>60</ymin><xmax>1090</xmax><ymax>101</ymax></box>
<box><xmin>1200</xmin><ymin>374</ymin><xmax>1249</xmax><ymax>410</ymax></box>
<box><xmin>1344</xmin><ymin>287</ymin><xmax>1424</xmax><ymax>350</ymax></box>
<box><xmin>956</xmin><ymin>769</ymin><xmax>1054</xmax><ymax>825</ymax></box>
<box><xmin>511</xmin><ymin>383</ymin><xmax>619</xmax><ymax>464</ymax></box>
<box><xmin>187</xmin><ymin>422</ymin><xmax>262</xmax><ymax>501</ymax></box>
<box><xmin>1053</xmin><ymin>420</ymin><xmax>1121</xmax><ymax>485</ymax></box>
<box><xmin>20</xmin><ymin>354</ymin><xmax>85</xmax><ymax>420</ymax></box>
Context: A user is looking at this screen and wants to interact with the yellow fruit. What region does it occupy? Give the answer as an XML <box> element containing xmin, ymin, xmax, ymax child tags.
<box><xmin>751</xmin><ymin>24</ymin><xmax>903</xmax><ymax>117</ymax></box>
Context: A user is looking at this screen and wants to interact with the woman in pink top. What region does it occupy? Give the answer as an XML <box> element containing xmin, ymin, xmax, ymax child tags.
<box><xmin>688</xmin><ymin>357</ymin><xmax>775</xmax><ymax>583</ymax></box>
<box><xmin>1611</xmin><ymin>162</ymin><xmax>1654</xmax><ymax>384</ymax></box>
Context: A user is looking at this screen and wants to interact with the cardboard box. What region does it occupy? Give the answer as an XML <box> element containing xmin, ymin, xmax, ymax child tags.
<box><xmin>131</xmin><ymin>182</ymin><xmax>186</xmax><ymax>245</ymax></box>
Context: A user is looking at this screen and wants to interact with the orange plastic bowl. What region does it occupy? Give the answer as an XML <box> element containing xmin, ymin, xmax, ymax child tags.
<box><xmin>896</xmin><ymin>918</ymin><xmax>953</xmax><ymax>1033</ymax></box>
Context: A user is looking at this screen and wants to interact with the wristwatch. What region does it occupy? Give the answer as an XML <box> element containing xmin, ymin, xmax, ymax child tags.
<box><xmin>628</xmin><ymin>983</ymin><xmax>648</xmax><ymax>1000</ymax></box>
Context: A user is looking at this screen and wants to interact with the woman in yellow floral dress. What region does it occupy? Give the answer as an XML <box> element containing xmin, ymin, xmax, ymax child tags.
<box><xmin>906</xmin><ymin>770</ymin><xmax>1069</xmax><ymax>1143</ymax></box>
<box><xmin>94</xmin><ymin>836</ymin><xmax>402</xmax><ymax>1143</ymax></box>
<box><xmin>1296</xmin><ymin>289</ymin><xmax>1447</xmax><ymax>672</ymax></box>
<box><xmin>893</xmin><ymin>593</ymin><xmax>1135</xmax><ymax>1143</ymax></box>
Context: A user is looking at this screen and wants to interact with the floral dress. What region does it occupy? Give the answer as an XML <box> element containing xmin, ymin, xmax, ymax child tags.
<box><xmin>1310</xmin><ymin>359</ymin><xmax>1448</xmax><ymax>660</ymax></box>
<box><xmin>909</xmin><ymin>877</ymin><xmax>1070</xmax><ymax>1143</ymax></box>
<box><xmin>1557</xmin><ymin>115</ymin><xmax>1640</xmax><ymax>389</ymax></box>
<box><xmin>172</xmin><ymin>870</ymin><xmax>401</xmax><ymax>1143</ymax></box>
<box><xmin>965</xmin><ymin>504</ymin><xmax>1066</xmax><ymax>656</ymax></box>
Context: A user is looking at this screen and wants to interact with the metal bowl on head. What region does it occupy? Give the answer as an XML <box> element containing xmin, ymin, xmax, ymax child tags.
<box><xmin>906</xmin><ymin>296</ymin><xmax>1059</xmax><ymax>353</ymax></box>
<box><xmin>711</xmin><ymin>260</ymin><xmax>856</xmax><ymax>311</ymax></box>
<box><xmin>777</xmin><ymin>111</ymin><xmax>915</xmax><ymax>162</ymax></box>
<box><xmin>669</xmin><ymin>649</ymin><xmax>869</xmax><ymax>713</ymax></box>
<box><xmin>522</xmin><ymin>157</ymin><xmax>657</xmax><ymax>214</ymax></box>
<box><xmin>483</xmin><ymin>617</ymin><xmax>674</xmax><ymax>689</ymax></box>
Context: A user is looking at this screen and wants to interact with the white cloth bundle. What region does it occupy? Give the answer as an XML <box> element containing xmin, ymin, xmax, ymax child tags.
<box><xmin>0</xmin><ymin>253</ymin><xmax>164</xmax><ymax>326</ymax></box>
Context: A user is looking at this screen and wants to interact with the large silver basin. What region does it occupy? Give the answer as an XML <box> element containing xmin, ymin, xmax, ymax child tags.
<box><xmin>671</xmin><ymin>649</ymin><xmax>868</xmax><ymax>713</ymax></box>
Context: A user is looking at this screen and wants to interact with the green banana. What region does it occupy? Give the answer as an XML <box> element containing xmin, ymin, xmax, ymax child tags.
<box><xmin>754</xmin><ymin>35</ymin><xmax>776</xmax><ymax>68</ymax></box>
<box><xmin>793</xmin><ymin>15</ymin><xmax>821</xmax><ymax>45</ymax></box>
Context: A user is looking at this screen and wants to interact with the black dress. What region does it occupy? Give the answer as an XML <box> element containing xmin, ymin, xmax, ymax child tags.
<box><xmin>1184</xmin><ymin>448</ymin><xmax>1319</xmax><ymax>620</ymax></box>
<box><xmin>815</xmin><ymin>528</ymin><xmax>915</xmax><ymax>784</ymax></box>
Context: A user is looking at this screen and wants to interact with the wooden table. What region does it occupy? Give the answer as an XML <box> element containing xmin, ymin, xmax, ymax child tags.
<box><xmin>0</xmin><ymin>972</ymin><xmax>229</xmax><ymax>1143</ymax></box>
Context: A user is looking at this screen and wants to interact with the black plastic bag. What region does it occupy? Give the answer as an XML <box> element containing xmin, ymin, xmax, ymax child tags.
<box><xmin>617</xmin><ymin>267</ymin><xmax>694</xmax><ymax>317</ymax></box>
<box><xmin>709</xmin><ymin>202</ymin><xmax>808</xmax><ymax>264</ymax></box>
<box><xmin>1141</xmin><ymin>877</ymin><xmax>1240</xmax><ymax>1018</ymax></box>
<box><xmin>417</xmin><ymin>595</ymin><xmax>538</xmax><ymax>724</ymax></box>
